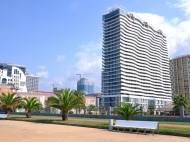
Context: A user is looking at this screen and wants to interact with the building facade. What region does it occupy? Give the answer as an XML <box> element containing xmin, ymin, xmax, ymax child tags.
<box><xmin>101</xmin><ymin>7</ymin><xmax>172</xmax><ymax>110</ymax></box>
<box><xmin>0</xmin><ymin>84</ymin><xmax>17</xmax><ymax>94</ymax></box>
<box><xmin>77</xmin><ymin>78</ymin><xmax>94</xmax><ymax>94</ymax></box>
<box><xmin>0</xmin><ymin>63</ymin><xmax>27</xmax><ymax>92</ymax></box>
<box><xmin>26</xmin><ymin>71</ymin><xmax>39</xmax><ymax>92</ymax></box>
<box><xmin>86</xmin><ymin>93</ymin><xmax>102</xmax><ymax>107</ymax></box>
<box><xmin>170</xmin><ymin>54</ymin><xmax>190</xmax><ymax>102</ymax></box>
<box><xmin>0</xmin><ymin>63</ymin><xmax>39</xmax><ymax>92</ymax></box>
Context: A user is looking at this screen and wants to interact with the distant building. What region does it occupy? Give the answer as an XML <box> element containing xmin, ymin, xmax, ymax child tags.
<box><xmin>170</xmin><ymin>54</ymin><xmax>190</xmax><ymax>102</ymax></box>
<box><xmin>26</xmin><ymin>71</ymin><xmax>39</xmax><ymax>92</ymax></box>
<box><xmin>85</xmin><ymin>95</ymin><xmax>96</xmax><ymax>107</ymax></box>
<box><xmin>86</xmin><ymin>93</ymin><xmax>102</xmax><ymax>107</ymax></box>
<box><xmin>16</xmin><ymin>91</ymin><xmax>55</xmax><ymax>112</ymax></box>
<box><xmin>15</xmin><ymin>91</ymin><xmax>97</xmax><ymax>114</ymax></box>
<box><xmin>53</xmin><ymin>87</ymin><xmax>62</xmax><ymax>93</ymax></box>
<box><xmin>77</xmin><ymin>78</ymin><xmax>94</xmax><ymax>94</ymax></box>
<box><xmin>0</xmin><ymin>63</ymin><xmax>39</xmax><ymax>92</ymax></box>
<box><xmin>0</xmin><ymin>63</ymin><xmax>27</xmax><ymax>92</ymax></box>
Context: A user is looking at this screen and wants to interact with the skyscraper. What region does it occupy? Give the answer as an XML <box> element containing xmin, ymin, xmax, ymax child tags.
<box><xmin>77</xmin><ymin>78</ymin><xmax>94</xmax><ymax>94</ymax></box>
<box><xmin>101</xmin><ymin>7</ymin><xmax>172</xmax><ymax>110</ymax></box>
<box><xmin>170</xmin><ymin>54</ymin><xmax>190</xmax><ymax>102</ymax></box>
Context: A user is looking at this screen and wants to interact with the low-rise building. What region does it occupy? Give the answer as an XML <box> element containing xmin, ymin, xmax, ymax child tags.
<box><xmin>0</xmin><ymin>84</ymin><xmax>18</xmax><ymax>94</ymax></box>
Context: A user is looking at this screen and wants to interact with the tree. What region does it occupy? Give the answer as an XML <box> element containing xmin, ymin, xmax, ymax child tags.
<box><xmin>114</xmin><ymin>102</ymin><xmax>141</xmax><ymax>120</ymax></box>
<box><xmin>45</xmin><ymin>89</ymin><xmax>85</xmax><ymax>121</ymax></box>
<box><xmin>87</xmin><ymin>104</ymin><xmax>96</xmax><ymax>114</ymax></box>
<box><xmin>148</xmin><ymin>104</ymin><xmax>155</xmax><ymax>115</ymax></box>
<box><xmin>173</xmin><ymin>94</ymin><xmax>188</xmax><ymax>107</ymax></box>
<box><xmin>99</xmin><ymin>104</ymin><xmax>107</xmax><ymax>115</ymax></box>
<box><xmin>18</xmin><ymin>97</ymin><xmax>42</xmax><ymax>118</ymax></box>
<box><xmin>73</xmin><ymin>90</ymin><xmax>85</xmax><ymax>114</ymax></box>
<box><xmin>0</xmin><ymin>93</ymin><xmax>22</xmax><ymax>116</ymax></box>
<box><xmin>173</xmin><ymin>94</ymin><xmax>189</xmax><ymax>114</ymax></box>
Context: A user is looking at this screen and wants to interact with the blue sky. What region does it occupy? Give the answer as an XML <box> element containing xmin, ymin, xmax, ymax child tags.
<box><xmin>1</xmin><ymin>0</ymin><xmax>190</xmax><ymax>92</ymax></box>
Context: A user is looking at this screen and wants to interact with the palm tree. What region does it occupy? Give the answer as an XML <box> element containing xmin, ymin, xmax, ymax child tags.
<box><xmin>87</xmin><ymin>104</ymin><xmax>96</xmax><ymax>114</ymax></box>
<box><xmin>45</xmin><ymin>89</ymin><xmax>85</xmax><ymax>120</ymax></box>
<box><xmin>0</xmin><ymin>93</ymin><xmax>22</xmax><ymax>116</ymax></box>
<box><xmin>73</xmin><ymin>90</ymin><xmax>85</xmax><ymax>114</ymax></box>
<box><xmin>18</xmin><ymin>97</ymin><xmax>42</xmax><ymax>118</ymax></box>
<box><xmin>99</xmin><ymin>104</ymin><xmax>107</xmax><ymax>115</ymax></box>
<box><xmin>114</xmin><ymin>102</ymin><xmax>141</xmax><ymax>120</ymax></box>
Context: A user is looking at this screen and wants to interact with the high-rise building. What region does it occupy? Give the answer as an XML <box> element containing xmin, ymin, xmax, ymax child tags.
<box><xmin>0</xmin><ymin>63</ymin><xmax>39</xmax><ymax>92</ymax></box>
<box><xmin>101</xmin><ymin>7</ymin><xmax>172</xmax><ymax>110</ymax></box>
<box><xmin>77</xmin><ymin>78</ymin><xmax>94</xmax><ymax>94</ymax></box>
<box><xmin>26</xmin><ymin>71</ymin><xmax>39</xmax><ymax>92</ymax></box>
<box><xmin>170</xmin><ymin>54</ymin><xmax>190</xmax><ymax>102</ymax></box>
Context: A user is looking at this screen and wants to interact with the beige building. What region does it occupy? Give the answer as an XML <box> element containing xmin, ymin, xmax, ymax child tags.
<box><xmin>0</xmin><ymin>84</ymin><xmax>17</xmax><ymax>95</ymax></box>
<box><xmin>17</xmin><ymin>91</ymin><xmax>54</xmax><ymax>108</ymax></box>
<box><xmin>170</xmin><ymin>54</ymin><xmax>190</xmax><ymax>102</ymax></box>
<box><xmin>85</xmin><ymin>95</ymin><xmax>96</xmax><ymax>106</ymax></box>
<box><xmin>15</xmin><ymin>91</ymin><xmax>97</xmax><ymax>114</ymax></box>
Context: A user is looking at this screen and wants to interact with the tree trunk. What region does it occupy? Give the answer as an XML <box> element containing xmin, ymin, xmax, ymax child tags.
<box><xmin>62</xmin><ymin>111</ymin><xmax>68</xmax><ymax>121</ymax></box>
<box><xmin>5</xmin><ymin>109</ymin><xmax>10</xmax><ymax>116</ymax></box>
<box><xmin>127</xmin><ymin>117</ymin><xmax>131</xmax><ymax>120</ymax></box>
<box><xmin>26</xmin><ymin>111</ymin><xmax>32</xmax><ymax>118</ymax></box>
<box><xmin>78</xmin><ymin>109</ymin><xmax>81</xmax><ymax>114</ymax></box>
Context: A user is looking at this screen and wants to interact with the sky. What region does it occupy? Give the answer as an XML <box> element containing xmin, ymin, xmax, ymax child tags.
<box><xmin>1</xmin><ymin>0</ymin><xmax>190</xmax><ymax>92</ymax></box>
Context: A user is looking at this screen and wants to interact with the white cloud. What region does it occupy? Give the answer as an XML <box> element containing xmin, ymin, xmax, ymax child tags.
<box><xmin>37</xmin><ymin>71</ymin><xmax>49</xmax><ymax>79</ymax></box>
<box><xmin>56</xmin><ymin>55</ymin><xmax>65</xmax><ymax>62</ymax></box>
<box><xmin>52</xmin><ymin>42</ymin><xmax>102</xmax><ymax>92</ymax></box>
<box><xmin>175</xmin><ymin>0</ymin><xmax>190</xmax><ymax>16</ymax></box>
<box><xmin>171</xmin><ymin>17</ymin><xmax>180</xmax><ymax>24</ymax></box>
<box><xmin>133</xmin><ymin>11</ymin><xmax>190</xmax><ymax>57</ymax></box>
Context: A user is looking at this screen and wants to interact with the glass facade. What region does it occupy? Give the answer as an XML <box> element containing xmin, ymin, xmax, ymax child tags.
<box><xmin>77</xmin><ymin>78</ymin><xmax>94</xmax><ymax>94</ymax></box>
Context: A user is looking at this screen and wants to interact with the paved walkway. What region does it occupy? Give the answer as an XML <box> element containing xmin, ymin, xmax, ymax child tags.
<box><xmin>0</xmin><ymin>120</ymin><xmax>189</xmax><ymax>142</ymax></box>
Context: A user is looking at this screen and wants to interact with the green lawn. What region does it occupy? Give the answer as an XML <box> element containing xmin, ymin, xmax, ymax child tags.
<box><xmin>7</xmin><ymin>114</ymin><xmax>190</xmax><ymax>136</ymax></box>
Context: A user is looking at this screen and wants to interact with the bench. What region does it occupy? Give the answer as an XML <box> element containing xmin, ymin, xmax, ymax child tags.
<box><xmin>111</xmin><ymin>120</ymin><xmax>159</xmax><ymax>135</ymax></box>
<box><xmin>0</xmin><ymin>114</ymin><xmax>8</xmax><ymax>120</ymax></box>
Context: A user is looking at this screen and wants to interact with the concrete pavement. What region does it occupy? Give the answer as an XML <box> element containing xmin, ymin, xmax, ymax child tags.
<box><xmin>0</xmin><ymin>120</ymin><xmax>189</xmax><ymax>142</ymax></box>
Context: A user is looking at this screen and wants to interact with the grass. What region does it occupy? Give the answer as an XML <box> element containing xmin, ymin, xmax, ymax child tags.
<box><xmin>159</xmin><ymin>121</ymin><xmax>190</xmax><ymax>125</ymax></box>
<box><xmin>8</xmin><ymin>115</ymin><xmax>108</xmax><ymax>128</ymax></box>
<box><xmin>7</xmin><ymin>114</ymin><xmax>190</xmax><ymax>137</ymax></box>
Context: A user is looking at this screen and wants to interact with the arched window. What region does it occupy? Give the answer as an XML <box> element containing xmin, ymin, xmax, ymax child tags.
<box><xmin>2</xmin><ymin>78</ymin><xmax>7</xmax><ymax>84</ymax></box>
